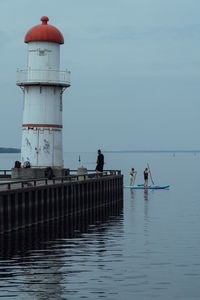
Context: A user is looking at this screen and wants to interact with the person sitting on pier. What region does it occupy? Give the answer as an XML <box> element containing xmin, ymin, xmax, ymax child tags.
<box><xmin>23</xmin><ymin>161</ymin><xmax>31</xmax><ymax>168</ymax></box>
<box><xmin>14</xmin><ymin>161</ymin><xmax>21</xmax><ymax>168</ymax></box>
<box><xmin>96</xmin><ymin>149</ymin><xmax>104</xmax><ymax>173</ymax></box>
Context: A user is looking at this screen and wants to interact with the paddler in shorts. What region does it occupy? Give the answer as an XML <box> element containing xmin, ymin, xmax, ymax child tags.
<box><xmin>130</xmin><ymin>168</ymin><xmax>136</xmax><ymax>186</ymax></box>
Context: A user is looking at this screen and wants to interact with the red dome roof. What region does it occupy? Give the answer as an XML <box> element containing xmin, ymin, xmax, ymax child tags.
<box><xmin>24</xmin><ymin>16</ymin><xmax>64</xmax><ymax>44</ymax></box>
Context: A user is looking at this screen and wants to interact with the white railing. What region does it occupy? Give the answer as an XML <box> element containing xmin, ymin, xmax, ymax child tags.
<box><xmin>16</xmin><ymin>69</ymin><xmax>71</xmax><ymax>86</ymax></box>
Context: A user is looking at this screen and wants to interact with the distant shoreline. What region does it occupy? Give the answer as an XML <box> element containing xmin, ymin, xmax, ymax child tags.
<box><xmin>0</xmin><ymin>148</ymin><xmax>21</xmax><ymax>153</ymax></box>
<box><xmin>104</xmin><ymin>150</ymin><xmax>200</xmax><ymax>153</ymax></box>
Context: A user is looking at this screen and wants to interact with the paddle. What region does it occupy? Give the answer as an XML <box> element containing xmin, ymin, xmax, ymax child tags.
<box><xmin>147</xmin><ymin>163</ymin><xmax>155</xmax><ymax>185</ymax></box>
<box><xmin>133</xmin><ymin>171</ymin><xmax>137</xmax><ymax>186</ymax></box>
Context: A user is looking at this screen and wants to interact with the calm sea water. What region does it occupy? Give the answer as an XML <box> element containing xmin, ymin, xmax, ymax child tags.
<box><xmin>0</xmin><ymin>151</ymin><xmax>200</xmax><ymax>300</ymax></box>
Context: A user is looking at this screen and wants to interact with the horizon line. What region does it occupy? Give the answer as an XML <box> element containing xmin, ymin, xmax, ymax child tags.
<box><xmin>103</xmin><ymin>149</ymin><xmax>200</xmax><ymax>153</ymax></box>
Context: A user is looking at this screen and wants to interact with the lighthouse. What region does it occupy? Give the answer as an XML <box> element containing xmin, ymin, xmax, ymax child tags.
<box><xmin>16</xmin><ymin>16</ymin><xmax>70</xmax><ymax>170</ymax></box>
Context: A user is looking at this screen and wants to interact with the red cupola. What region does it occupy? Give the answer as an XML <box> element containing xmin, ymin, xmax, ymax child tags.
<box><xmin>24</xmin><ymin>16</ymin><xmax>64</xmax><ymax>44</ymax></box>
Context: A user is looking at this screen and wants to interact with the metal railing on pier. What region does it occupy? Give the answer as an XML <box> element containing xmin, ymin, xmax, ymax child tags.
<box><xmin>0</xmin><ymin>170</ymin><xmax>121</xmax><ymax>191</ymax></box>
<box><xmin>0</xmin><ymin>170</ymin><xmax>11</xmax><ymax>178</ymax></box>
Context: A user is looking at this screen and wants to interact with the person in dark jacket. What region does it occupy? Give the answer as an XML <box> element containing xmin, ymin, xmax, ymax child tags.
<box><xmin>96</xmin><ymin>149</ymin><xmax>104</xmax><ymax>173</ymax></box>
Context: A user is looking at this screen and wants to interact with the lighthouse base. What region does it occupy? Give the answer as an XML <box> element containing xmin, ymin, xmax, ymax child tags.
<box><xmin>11</xmin><ymin>167</ymin><xmax>70</xmax><ymax>180</ymax></box>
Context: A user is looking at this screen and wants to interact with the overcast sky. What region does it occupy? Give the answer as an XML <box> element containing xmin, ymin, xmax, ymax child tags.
<box><xmin>1</xmin><ymin>0</ymin><xmax>200</xmax><ymax>151</ymax></box>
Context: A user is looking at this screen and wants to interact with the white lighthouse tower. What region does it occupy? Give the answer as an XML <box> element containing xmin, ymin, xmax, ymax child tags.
<box><xmin>16</xmin><ymin>16</ymin><xmax>70</xmax><ymax>170</ymax></box>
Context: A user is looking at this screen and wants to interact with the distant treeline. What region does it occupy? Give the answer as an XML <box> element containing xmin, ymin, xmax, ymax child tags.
<box><xmin>0</xmin><ymin>147</ymin><xmax>21</xmax><ymax>153</ymax></box>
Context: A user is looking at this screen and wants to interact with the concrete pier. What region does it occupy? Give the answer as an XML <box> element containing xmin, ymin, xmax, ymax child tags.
<box><xmin>0</xmin><ymin>170</ymin><xmax>123</xmax><ymax>234</ymax></box>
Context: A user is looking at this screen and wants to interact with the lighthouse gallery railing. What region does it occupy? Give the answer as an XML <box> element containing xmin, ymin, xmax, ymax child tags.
<box><xmin>16</xmin><ymin>69</ymin><xmax>71</xmax><ymax>86</ymax></box>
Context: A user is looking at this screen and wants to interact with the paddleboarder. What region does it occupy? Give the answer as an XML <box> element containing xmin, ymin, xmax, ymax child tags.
<box><xmin>130</xmin><ymin>168</ymin><xmax>136</xmax><ymax>186</ymax></box>
<box><xmin>144</xmin><ymin>168</ymin><xmax>149</xmax><ymax>187</ymax></box>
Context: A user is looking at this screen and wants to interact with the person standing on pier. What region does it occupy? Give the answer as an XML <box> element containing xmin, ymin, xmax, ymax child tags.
<box><xmin>96</xmin><ymin>149</ymin><xmax>104</xmax><ymax>173</ymax></box>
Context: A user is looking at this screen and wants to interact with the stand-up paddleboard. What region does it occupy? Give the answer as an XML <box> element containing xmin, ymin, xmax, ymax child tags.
<box><xmin>124</xmin><ymin>185</ymin><xmax>170</xmax><ymax>190</ymax></box>
<box><xmin>125</xmin><ymin>164</ymin><xmax>169</xmax><ymax>189</ymax></box>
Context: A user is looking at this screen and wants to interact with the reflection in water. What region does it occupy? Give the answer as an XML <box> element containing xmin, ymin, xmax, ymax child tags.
<box><xmin>130</xmin><ymin>189</ymin><xmax>135</xmax><ymax>199</ymax></box>
<box><xmin>144</xmin><ymin>190</ymin><xmax>149</xmax><ymax>226</ymax></box>
<box><xmin>144</xmin><ymin>190</ymin><xmax>149</xmax><ymax>227</ymax></box>
<box><xmin>144</xmin><ymin>189</ymin><xmax>150</xmax><ymax>262</ymax></box>
<box><xmin>0</xmin><ymin>204</ymin><xmax>123</xmax><ymax>260</ymax></box>
<box><xmin>0</xmin><ymin>203</ymin><xmax>123</xmax><ymax>299</ymax></box>
<box><xmin>144</xmin><ymin>189</ymin><xmax>148</xmax><ymax>201</ymax></box>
